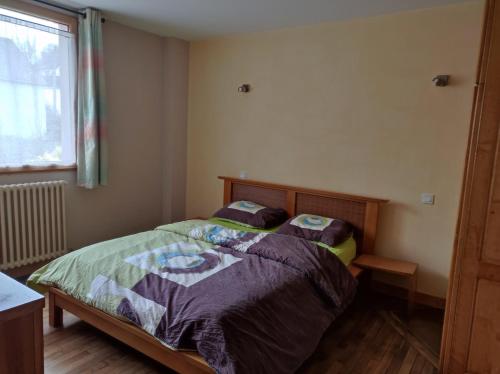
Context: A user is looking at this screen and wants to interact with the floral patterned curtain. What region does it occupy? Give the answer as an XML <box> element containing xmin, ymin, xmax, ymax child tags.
<box><xmin>77</xmin><ymin>8</ymin><xmax>108</xmax><ymax>188</ymax></box>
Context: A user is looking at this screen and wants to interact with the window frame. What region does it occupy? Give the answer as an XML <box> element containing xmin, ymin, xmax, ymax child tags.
<box><xmin>0</xmin><ymin>0</ymin><xmax>78</xmax><ymax>174</ymax></box>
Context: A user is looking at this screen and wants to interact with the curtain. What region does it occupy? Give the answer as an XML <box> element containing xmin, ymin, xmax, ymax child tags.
<box><xmin>77</xmin><ymin>8</ymin><xmax>107</xmax><ymax>188</ymax></box>
<box><xmin>0</xmin><ymin>10</ymin><xmax>76</xmax><ymax>167</ymax></box>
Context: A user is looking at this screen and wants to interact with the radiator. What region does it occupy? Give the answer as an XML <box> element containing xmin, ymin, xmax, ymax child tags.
<box><xmin>0</xmin><ymin>181</ymin><xmax>67</xmax><ymax>270</ymax></box>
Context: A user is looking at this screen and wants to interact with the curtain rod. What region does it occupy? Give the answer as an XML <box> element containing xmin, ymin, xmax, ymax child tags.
<box><xmin>32</xmin><ymin>0</ymin><xmax>105</xmax><ymax>22</ymax></box>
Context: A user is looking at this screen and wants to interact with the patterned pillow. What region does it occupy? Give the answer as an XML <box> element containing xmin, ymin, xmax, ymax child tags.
<box><xmin>212</xmin><ymin>201</ymin><xmax>288</xmax><ymax>229</ymax></box>
<box><xmin>276</xmin><ymin>214</ymin><xmax>353</xmax><ymax>247</ymax></box>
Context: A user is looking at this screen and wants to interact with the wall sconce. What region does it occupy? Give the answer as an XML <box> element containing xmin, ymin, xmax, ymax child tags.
<box><xmin>432</xmin><ymin>75</ymin><xmax>450</xmax><ymax>87</ymax></box>
<box><xmin>238</xmin><ymin>84</ymin><xmax>251</xmax><ymax>93</ymax></box>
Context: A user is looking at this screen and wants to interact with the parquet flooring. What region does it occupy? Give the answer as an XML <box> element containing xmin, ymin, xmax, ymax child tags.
<box><xmin>43</xmin><ymin>295</ymin><xmax>440</xmax><ymax>373</ymax></box>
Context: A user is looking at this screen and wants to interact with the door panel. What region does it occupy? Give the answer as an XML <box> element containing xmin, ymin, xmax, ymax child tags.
<box><xmin>467</xmin><ymin>280</ymin><xmax>500</xmax><ymax>373</ymax></box>
<box><xmin>441</xmin><ymin>0</ymin><xmax>500</xmax><ymax>373</ymax></box>
<box><xmin>484</xmin><ymin>178</ymin><xmax>500</xmax><ymax>263</ymax></box>
<box><xmin>483</xmin><ymin>7</ymin><xmax>500</xmax><ymax>263</ymax></box>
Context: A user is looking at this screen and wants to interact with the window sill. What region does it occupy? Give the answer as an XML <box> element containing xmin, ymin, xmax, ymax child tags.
<box><xmin>0</xmin><ymin>165</ymin><xmax>77</xmax><ymax>175</ymax></box>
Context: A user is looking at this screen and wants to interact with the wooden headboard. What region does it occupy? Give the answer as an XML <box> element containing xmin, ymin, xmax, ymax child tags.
<box><xmin>219</xmin><ymin>176</ymin><xmax>388</xmax><ymax>255</ymax></box>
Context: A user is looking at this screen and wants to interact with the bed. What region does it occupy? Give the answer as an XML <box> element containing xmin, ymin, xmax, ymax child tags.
<box><xmin>30</xmin><ymin>176</ymin><xmax>388</xmax><ymax>373</ymax></box>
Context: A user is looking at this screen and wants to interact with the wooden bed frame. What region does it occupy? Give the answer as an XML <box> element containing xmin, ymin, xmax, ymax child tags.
<box><xmin>48</xmin><ymin>176</ymin><xmax>388</xmax><ymax>373</ymax></box>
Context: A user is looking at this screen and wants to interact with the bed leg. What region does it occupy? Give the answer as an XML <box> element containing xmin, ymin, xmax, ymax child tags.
<box><xmin>49</xmin><ymin>291</ymin><xmax>63</xmax><ymax>328</ymax></box>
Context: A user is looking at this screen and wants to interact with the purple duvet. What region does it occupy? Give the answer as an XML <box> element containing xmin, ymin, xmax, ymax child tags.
<box><xmin>135</xmin><ymin>224</ymin><xmax>358</xmax><ymax>373</ymax></box>
<box><xmin>30</xmin><ymin>220</ymin><xmax>357</xmax><ymax>374</ymax></box>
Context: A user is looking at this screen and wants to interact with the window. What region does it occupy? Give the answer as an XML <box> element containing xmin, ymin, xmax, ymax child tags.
<box><xmin>0</xmin><ymin>6</ymin><xmax>76</xmax><ymax>169</ymax></box>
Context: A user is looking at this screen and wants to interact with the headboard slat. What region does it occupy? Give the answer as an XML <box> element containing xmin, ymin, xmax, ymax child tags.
<box><xmin>219</xmin><ymin>176</ymin><xmax>388</xmax><ymax>256</ymax></box>
<box><xmin>232</xmin><ymin>184</ymin><xmax>287</xmax><ymax>209</ymax></box>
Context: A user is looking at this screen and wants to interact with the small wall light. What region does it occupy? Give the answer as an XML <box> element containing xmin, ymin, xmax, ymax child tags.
<box><xmin>432</xmin><ymin>75</ymin><xmax>450</xmax><ymax>87</ymax></box>
<box><xmin>238</xmin><ymin>84</ymin><xmax>251</xmax><ymax>93</ymax></box>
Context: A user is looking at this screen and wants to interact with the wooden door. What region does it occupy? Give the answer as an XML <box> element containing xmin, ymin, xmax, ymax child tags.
<box><xmin>440</xmin><ymin>0</ymin><xmax>500</xmax><ymax>373</ymax></box>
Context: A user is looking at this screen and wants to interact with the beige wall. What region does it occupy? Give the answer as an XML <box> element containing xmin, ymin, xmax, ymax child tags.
<box><xmin>162</xmin><ymin>37</ymin><xmax>189</xmax><ymax>223</ymax></box>
<box><xmin>186</xmin><ymin>2</ymin><xmax>484</xmax><ymax>297</ymax></box>
<box><xmin>0</xmin><ymin>21</ymin><xmax>188</xmax><ymax>250</ymax></box>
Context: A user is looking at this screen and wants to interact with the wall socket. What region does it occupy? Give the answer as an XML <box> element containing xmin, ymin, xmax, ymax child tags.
<box><xmin>421</xmin><ymin>193</ymin><xmax>435</xmax><ymax>205</ymax></box>
<box><xmin>239</xmin><ymin>170</ymin><xmax>248</xmax><ymax>179</ymax></box>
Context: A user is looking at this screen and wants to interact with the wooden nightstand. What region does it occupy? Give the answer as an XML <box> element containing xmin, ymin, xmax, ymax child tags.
<box><xmin>353</xmin><ymin>254</ymin><xmax>418</xmax><ymax>314</ymax></box>
<box><xmin>0</xmin><ymin>272</ymin><xmax>45</xmax><ymax>374</ymax></box>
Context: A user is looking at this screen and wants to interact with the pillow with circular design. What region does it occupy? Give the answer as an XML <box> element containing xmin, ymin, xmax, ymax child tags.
<box><xmin>212</xmin><ymin>200</ymin><xmax>288</xmax><ymax>229</ymax></box>
<box><xmin>276</xmin><ymin>213</ymin><xmax>353</xmax><ymax>247</ymax></box>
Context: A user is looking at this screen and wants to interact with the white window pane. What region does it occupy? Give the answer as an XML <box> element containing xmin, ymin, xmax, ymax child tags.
<box><xmin>0</xmin><ymin>8</ymin><xmax>75</xmax><ymax>168</ymax></box>
<box><xmin>0</xmin><ymin>8</ymin><xmax>68</xmax><ymax>31</ymax></box>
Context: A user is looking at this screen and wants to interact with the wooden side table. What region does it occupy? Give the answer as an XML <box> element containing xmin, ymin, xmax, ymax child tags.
<box><xmin>0</xmin><ymin>272</ymin><xmax>45</xmax><ymax>374</ymax></box>
<box><xmin>353</xmin><ymin>254</ymin><xmax>418</xmax><ymax>314</ymax></box>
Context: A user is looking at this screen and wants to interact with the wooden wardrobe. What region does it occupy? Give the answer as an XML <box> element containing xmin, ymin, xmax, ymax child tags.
<box><xmin>440</xmin><ymin>0</ymin><xmax>500</xmax><ymax>372</ymax></box>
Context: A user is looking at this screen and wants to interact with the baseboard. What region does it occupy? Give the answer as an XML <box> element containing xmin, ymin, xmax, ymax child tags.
<box><xmin>372</xmin><ymin>280</ymin><xmax>446</xmax><ymax>309</ymax></box>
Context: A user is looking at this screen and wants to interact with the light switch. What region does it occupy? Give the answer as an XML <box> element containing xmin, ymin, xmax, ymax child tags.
<box><xmin>421</xmin><ymin>193</ymin><xmax>435</xmax><ymax>205</ymax></box>
<box><xmin>239</xmin><ymin>171</ymin><xmax>248</xmax><ymax>179</ymax></box>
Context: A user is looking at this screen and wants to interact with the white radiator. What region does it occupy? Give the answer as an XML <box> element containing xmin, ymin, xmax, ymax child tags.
<box><xmin>0</xmin><ymin>181</ymin><xmax>67</xmax><ymax>270</ymax></box>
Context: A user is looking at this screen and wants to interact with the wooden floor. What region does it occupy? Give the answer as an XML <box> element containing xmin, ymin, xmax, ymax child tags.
<box><xmin>43</xmin><ymin>295</ymin><xmax>440</xmax><ymax>374</ymax></box>
<box><xmin>297</xmin><ymin>299</ymin><xmax>440</xmax><ymax>374</ymax></box>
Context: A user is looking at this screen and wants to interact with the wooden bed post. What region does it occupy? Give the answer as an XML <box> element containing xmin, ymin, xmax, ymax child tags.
<box><xmin>223</xmin><ymin>179</ymin><xmax>232</xmax><ymax>205</ymax></box>
<box><xmin>362</xmin><ymin>202</ymin><xmax>379</xmax><ymax>254</ymax></box>
<box><xmin>286</xmin><ymin>191</ymin><xmax>297</xmax><ymax>217</ymax></box>
<box><xmin>49</xmin><ymin>290</ymin><xmax>63</xmax><ymax>328</ymax></box>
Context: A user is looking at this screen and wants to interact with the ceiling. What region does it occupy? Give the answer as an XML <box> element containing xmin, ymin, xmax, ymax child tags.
<box><xmin>55</xmin><ymin>0</ymin><xmax>472</xmax><ymax>40</ymax></box>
